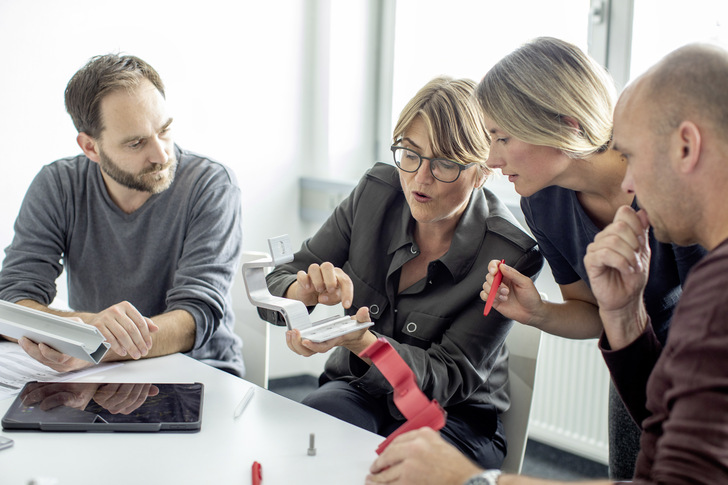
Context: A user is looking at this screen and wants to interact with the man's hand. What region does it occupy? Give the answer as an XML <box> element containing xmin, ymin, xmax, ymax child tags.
<box><xmin>285</xmin><ymin>262</ymin><xmax>354</xmax><ymax>309</ymax></box>
<box><xmin>366</xmin><ymin>427</ymin><xmax>481</xmax><ymax>485</ymax></box>
<box><xmin>584</xmin><ymin>205</ymin><xmax>651</xmax><ymax>349</ymax></box>
<box><xmin>79</xmin><ymin>301</ymin><xmax>159</xmax><ymax>360</ymax></box>
<box><xmin>18</xmin><ymin>337</ymin><xmax>92</xmax><ymax>372</ymax></box>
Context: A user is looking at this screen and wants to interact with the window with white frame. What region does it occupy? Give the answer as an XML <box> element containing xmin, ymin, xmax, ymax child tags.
<box><xmin>629</xmin><ymin>0</ymin><xmax>728</xmax><ymax>81</ymax></box>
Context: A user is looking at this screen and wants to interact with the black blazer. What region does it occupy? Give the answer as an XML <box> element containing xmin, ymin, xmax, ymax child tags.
<box><xmin>263</xmin><ymin>162</ymin><xmax>543</xmax><ymax>415</ymax></box>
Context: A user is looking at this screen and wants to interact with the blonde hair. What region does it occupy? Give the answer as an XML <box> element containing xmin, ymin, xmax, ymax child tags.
<box><xmin>393</xmin><ymin>76</ymin><xmax>491</xmax><ymax>174</ymax></box>
<box><xmin>476</xmin><ymin>37</ymin><xmax>616</xmax><ymax>159</ymax></box>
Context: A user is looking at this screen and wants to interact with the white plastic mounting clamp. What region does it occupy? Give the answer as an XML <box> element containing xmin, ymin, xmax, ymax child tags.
<box><xmin>242</xmin><ymin>235</ymin><xmax>373</xmax><ymax>343</ymax></box>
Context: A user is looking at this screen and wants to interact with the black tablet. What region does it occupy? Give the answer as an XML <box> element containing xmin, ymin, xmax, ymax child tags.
<box><xmin>2</xmin><ymin>381</ymin><xmax>204</xmax><ymax>432</ymax></box>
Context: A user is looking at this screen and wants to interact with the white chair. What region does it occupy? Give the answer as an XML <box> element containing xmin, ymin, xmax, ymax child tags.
<box><xmin>500</xmin><ymin>323</ymin><xmax>542</xmax><ymax>474</ymax></box>
<box><xmin>230</xmin><ymin>251</ymin><xmax>271</xmax><ymax>388</ymax></box>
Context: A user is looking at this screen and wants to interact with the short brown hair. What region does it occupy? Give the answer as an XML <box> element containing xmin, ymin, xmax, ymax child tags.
<box><xmin>64</xmin><ymin>53</ymin><xmax>165</xmax><ymax>138</ymax></box>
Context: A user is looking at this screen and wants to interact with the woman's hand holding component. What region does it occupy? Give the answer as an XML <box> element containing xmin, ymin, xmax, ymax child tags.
<box><xmin>290</xmin><ymin>262</ymin><xmax>354</xmax><ymax>309</ymax></box>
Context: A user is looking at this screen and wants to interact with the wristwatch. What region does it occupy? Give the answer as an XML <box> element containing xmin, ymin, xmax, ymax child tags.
<box><xmin>464</xmin><ymin>469</ymin><xmax>502</xmax><ymax>485</ymax></box>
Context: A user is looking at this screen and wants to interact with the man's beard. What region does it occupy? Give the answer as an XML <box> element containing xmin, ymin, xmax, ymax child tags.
<box><xmin>98</xmin><ymin>149</ymin><xmax>177</xmax><ymax>194</ymax></box>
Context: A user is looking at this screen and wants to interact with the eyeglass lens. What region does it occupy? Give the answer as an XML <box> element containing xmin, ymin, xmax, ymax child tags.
<box><xmin>393</xmin><ymin>147</ymin><xmax>463</xmax><ymax>182</ymax></box>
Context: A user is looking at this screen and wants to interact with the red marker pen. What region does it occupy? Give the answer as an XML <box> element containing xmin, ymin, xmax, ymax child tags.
<box><xmin>252</xmin><ymin>461</ymin><xmax>262</xmax><ymax>485</ymax></box>
<box><xmin>483</xmin><ymin>259</ymin><xmax>505</xmax><ymax>316</ymax></box>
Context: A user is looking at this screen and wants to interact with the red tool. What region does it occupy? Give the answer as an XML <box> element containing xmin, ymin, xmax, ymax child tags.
<box><xmin>483</xmin><ymin>259</ymin><xmax>505</xmax><ymax>316</ymax></box>
<box><xmin>359</xmin><ymin>337</ymin><xmax>446</xmax><ymax>454</ymax></box>
<box><xmin>252</xmin><ymin>461</ymin><xmax>262</xmax><ymax>485</ymax></box>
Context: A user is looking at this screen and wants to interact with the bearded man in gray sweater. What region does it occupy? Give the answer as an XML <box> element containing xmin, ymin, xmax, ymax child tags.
<box><xmin>0</xmin><ymin>53</ymin><xmax>244</xmax><ymax>376</ymax></box>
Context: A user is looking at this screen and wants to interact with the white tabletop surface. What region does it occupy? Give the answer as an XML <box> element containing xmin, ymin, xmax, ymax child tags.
<box><xmin>0</xmin><ymin>353</ymin><xmax>383</xmax><ymax>485</ymax></box>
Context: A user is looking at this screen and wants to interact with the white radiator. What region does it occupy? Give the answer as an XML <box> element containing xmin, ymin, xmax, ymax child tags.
<box><xmin>528</xmin><ymin>333</ymin><xmax>610</xmax><ymax>464</ymax></box>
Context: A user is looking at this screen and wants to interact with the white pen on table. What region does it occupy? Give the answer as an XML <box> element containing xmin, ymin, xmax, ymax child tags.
<box><xmin>233</xmin><ymin>387</ymin><xmax>255</xmax><ymax>420</ymax></box>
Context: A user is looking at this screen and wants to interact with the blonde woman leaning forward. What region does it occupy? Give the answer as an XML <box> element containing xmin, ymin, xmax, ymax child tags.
<box><xmin>476</xmin><ymin>37</ymin><xmax>705</xmax><ymax>479</ymax></box>
<box><xmin>259</xmin><ymin>77</ymin><xmax>543</xmax><ymax>469</ymax></box>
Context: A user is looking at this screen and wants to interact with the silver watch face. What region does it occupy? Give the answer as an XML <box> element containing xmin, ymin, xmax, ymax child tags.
<box><xmin>465</xmin><ymin>470</ymin><xmax>501</xmax><ymax>485</ymax></box>
<box><xmin>465</xmin><ymin>478</ymin><xmax>491</xmax><ymax>485</ymax></box>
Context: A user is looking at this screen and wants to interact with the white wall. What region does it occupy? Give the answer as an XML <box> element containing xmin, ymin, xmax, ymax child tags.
<box><xmin>0</xmin><ymin>0</ymin><xmax>312</xmax><ymax>258</ymax></box>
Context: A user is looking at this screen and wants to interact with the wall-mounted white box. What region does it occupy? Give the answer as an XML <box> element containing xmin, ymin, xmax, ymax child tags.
<box><xmin>299</xmin><ymin>177</ymin><xmax>357</xmax><ymax>223</ymax></box>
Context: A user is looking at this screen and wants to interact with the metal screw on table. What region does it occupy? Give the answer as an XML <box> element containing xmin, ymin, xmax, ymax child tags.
<box><xmin>308</xmin><ymin>433</ymin><xmax>316</xmax><ymax>456</ymax></box>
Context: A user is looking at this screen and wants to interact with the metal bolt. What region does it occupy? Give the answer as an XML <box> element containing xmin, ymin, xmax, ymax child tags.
<box><xmin>307</xmin><ymin>432</ymin><xmax>316</xmax><ymax>456</ymax></box>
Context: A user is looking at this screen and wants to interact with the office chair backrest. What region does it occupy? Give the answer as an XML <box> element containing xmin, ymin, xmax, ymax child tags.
<box><xmin>231</xmin><ymin>251</ymin><xmax>271</xmax><ymax>388</ymax></box>
<box><xmin>500</xmin><ymin>323</ymin><xmax>542</xmax><ymax>474</ymax></box>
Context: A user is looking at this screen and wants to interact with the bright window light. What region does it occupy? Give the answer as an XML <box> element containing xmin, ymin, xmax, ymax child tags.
<box><xmin>630</xmin><ymin>0</ymin><xmax>728</xmax><ymax>81</ymax></box>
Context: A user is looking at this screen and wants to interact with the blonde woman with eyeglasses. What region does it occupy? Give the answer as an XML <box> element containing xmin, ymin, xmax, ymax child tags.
<box><xmin>259</xmin><ymin>76</ymin><xmax>543</xmax><ymax>469</ymax></box>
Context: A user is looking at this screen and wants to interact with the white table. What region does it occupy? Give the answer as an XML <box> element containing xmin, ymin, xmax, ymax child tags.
<box><xmin>0</xmin><ymin>353</ymin><xmax>383</xmax><ymax>484</ymax></box>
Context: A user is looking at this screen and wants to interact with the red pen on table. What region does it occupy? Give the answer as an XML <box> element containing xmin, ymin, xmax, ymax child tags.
<box><xmin>252</xmin><ymin>461</ymin><xmax>262</xmax><ymax>485</ymax></box>
<box><xmin>483</xmin><ymin>259</ymin><xmax>505</xmax><ymax>316</ymax></box>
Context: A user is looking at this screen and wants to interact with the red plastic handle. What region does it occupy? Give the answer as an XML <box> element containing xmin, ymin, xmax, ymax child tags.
<box><xmin>374</xmin><ymin>399</ymin><xmax>446</xmax><ymax>454</ymax></box>
<box><xmin>252</xmin><ymin>461</ymin><xmax>262</xmax><ymax>485</ymax></box>
<box><xmin>359</xmin><ymin>337</ymin><xmax>447</xmax><ymax>453</ymax></box>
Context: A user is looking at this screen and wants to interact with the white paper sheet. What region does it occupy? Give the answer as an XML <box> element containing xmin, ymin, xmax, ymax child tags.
<box><xmin>0</xmin><ymin>341</ymin><xmax>122</xmax><ymax>401</ymax></box>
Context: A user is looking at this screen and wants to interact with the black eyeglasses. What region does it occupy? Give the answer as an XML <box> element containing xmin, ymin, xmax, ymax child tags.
<box><xmin>391</xmin><ymin>146</ymin><xmax>477</xmax><ymax>183</ymax></box>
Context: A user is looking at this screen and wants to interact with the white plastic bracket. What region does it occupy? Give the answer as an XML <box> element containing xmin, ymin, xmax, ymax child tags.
<box><xmin>242</xmin><ymin>235</ymin><xmax>373</xmax><ymax>342</ymax></box>
<box><xmin>0</xmin><ymin>300</ymin><xmax>110</xmax><ymax>363</ymax></box>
